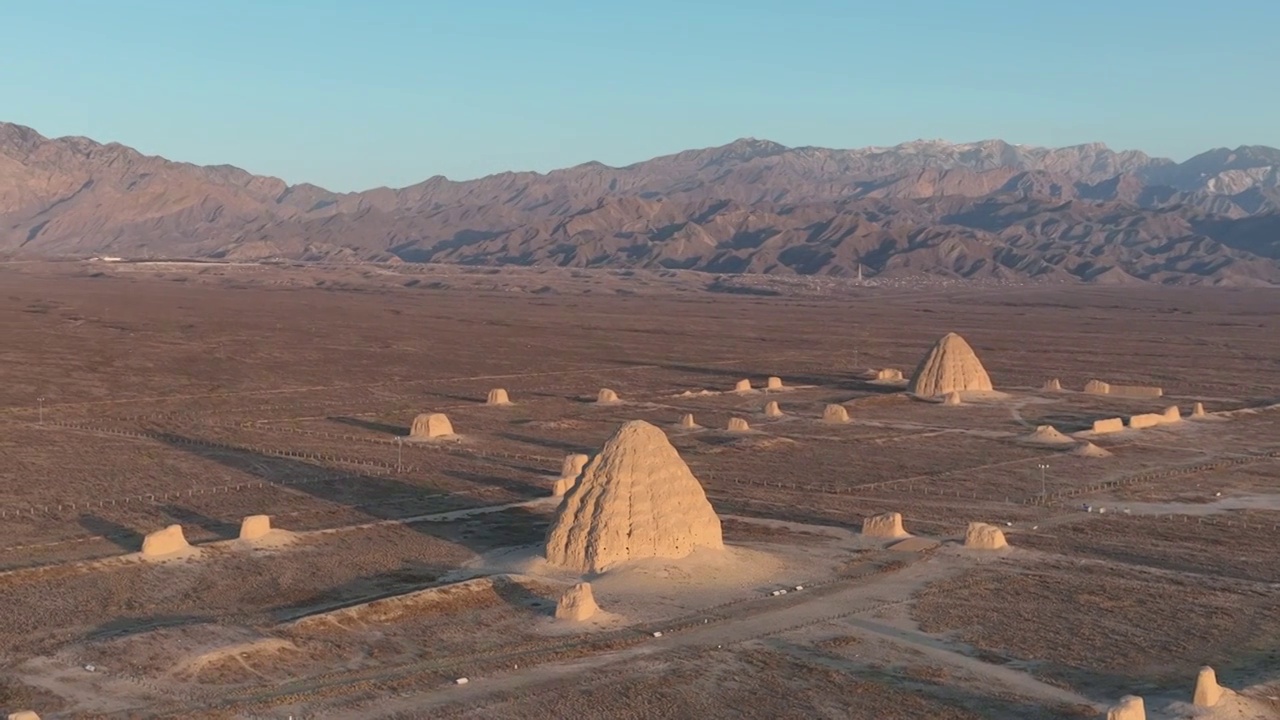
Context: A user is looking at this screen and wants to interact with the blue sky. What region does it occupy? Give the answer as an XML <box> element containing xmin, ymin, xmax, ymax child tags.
<box><xmin>2</xmin><ymin>0</ymin><xmax>1277</xmax><ymax>191</ymax></box>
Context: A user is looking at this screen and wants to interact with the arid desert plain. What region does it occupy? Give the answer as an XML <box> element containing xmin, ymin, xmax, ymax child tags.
<box><xmin>2</xmin><ymin>260</ymin><xmax>1280</xmax><ymax>720</ymax></box>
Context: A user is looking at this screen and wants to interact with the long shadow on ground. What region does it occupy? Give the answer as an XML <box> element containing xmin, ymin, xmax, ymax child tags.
<box><xmin>328</xmin><ymin>416</ymin><xmax>408</xmax><ymax>436</ymax></box>
<box><xmin>138</xmin><ymin>431</ymin><xmax>555</xmax><ymax>619</ymax></box>
<box><xmin>86</xmin><ymin>614</ymin><xmax>215</xmax><ymax>642</ymax></box>
<box><xmin>498</xmin><ymin>431</ymin><xmax>594</xmax><ymax>455</ymax></box>
<box><xmin>78</xmin><ymin>514</ymin><xmax>145</xmax><ymax>552</ymax></box>
<box><xmin>160</xmin><ymin>504</ymin><xmax>239</xmax><ymax>540</ymax></box>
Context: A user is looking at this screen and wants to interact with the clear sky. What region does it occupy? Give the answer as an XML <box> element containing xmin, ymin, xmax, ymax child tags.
<box><xmin>2</xmin><ymin>0</ymin><xmax>1277</xmax><ymax>191</ymax></box>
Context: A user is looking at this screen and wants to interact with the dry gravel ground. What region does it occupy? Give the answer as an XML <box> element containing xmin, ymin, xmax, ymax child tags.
<box><xmin>0</xmin><ymin>261</ymin><xmax>1278</xmax><ymax>719</ymax></box>
<box><xmin>423</xmin><ymin>646</ymin><xmax>1096</xmax><ymax>720</ymax></box>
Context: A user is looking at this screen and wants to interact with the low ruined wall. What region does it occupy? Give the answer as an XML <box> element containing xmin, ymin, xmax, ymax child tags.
<box><xmin>1110</xmin><ymin>384</ymin><xmax>1163</xmax><ymax>398</ymax></box>
<box><xmin>1128</xmin><ymin>413</ymin><xmax>1164</xmax><ymax>429</ymax></box>
<box><xmin>1084</xmin><ymin>379</ymin><xmax>1163</xmax><ymax>397</ymax></box>
<box><xmin>1085</xmin><ymin>379</ymin><xmax>1111</xmax><ymax>395</ymax></box>
<box><xmin>1093</xmin><ymin>418</ymin><xmax>1125</xmax><ymax>434</ymax></box>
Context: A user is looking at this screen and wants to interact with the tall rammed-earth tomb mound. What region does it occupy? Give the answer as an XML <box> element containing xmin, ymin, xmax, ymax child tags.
<box><xmin>545</xmin><ymin>420</ymin><xmax>723</xmax><ymax>573</ymax></box>
<box><xmin>907</xmin><ymin>333</ymin><xmax>993</xmax><ymax>397</ymax></box>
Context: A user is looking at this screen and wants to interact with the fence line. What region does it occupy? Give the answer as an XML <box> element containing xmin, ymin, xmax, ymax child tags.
<box><xmin>1023</xmin><ymin>449</ymin><xmax>1280</xmax><ymax>506</ymax></box>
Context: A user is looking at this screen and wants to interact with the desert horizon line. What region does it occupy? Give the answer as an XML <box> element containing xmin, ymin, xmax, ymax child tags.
<box><xmin>3</xmin><ymin>118</ymin><xmax>1275</xmax><ymax>195</ymax></box>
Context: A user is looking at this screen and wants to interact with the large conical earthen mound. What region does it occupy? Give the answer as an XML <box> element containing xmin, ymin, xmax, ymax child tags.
<box><xmin>545</xmin><ymin>420</ymin><xmax>724</xmax><ymax>573</ymax></box>
<box><xmin>907</xmin><ymin>333</ymin><xmax>994</xmax><ymax>398</ymax></box>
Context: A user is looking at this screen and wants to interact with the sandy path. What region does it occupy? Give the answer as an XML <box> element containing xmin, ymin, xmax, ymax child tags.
<box><xmin>323</xmin><ymin>567</ymin><xmax>932</xmax><ymax>718</ymax></box>
<box><xmin>321</xmin><ymin>554</ymin><xmax>1096</xmax><ymax>719</ymax></box>
<box><xmin>1099</xmin><ymin>492</ymin><xmax>1280</xmax><ymax>517</ymax></box>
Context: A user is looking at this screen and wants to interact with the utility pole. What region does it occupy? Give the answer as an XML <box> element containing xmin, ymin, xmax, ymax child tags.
<box><xmin>37</xmin><ymin>397</ymin><xmax>44</xmax><ymax>425</ymax></box>
<box><xmin>395</xmin><ymin>437</ymin><xmax>403</xmax><ymax>473</ymax></box>
<box><xmin>856</xmin><ymin>327</ymin><xmax>871</xmax><ymax>371</ymax></box>
<box><xmin>1037</xmin><ymin>462</ymin><xmax>1049</xmax><ymax>499</ymax></box>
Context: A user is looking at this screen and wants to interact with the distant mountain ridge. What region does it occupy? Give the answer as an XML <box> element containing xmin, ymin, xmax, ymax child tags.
<box><xmin>2</xmin><ymin>121</ymin><xmax>1279</xmax><ymax>285</ymax></box>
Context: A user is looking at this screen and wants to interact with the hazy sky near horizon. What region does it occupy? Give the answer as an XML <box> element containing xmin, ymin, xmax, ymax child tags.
<box><xmin>2</xmin><ymin>0</ymin><xmax>1277</xmax><ymax>191</ymax></box>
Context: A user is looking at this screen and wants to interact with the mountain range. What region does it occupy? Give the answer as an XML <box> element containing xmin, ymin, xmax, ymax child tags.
<box><xmin>3</xmin><ymin>121</ymin><xmax>1280</xmax><ymax>285</ymax></box>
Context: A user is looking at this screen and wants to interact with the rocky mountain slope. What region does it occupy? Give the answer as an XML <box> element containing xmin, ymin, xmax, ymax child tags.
<box><xmin>3</xmin><ymin>122</ymin><xmax>1279</xmax><ymax>284</ymax></box>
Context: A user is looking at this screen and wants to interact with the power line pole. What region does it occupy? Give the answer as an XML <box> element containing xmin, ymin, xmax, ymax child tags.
<box><xmin>38</xmin><ymin>397</ymin><xmax>44</xmax><ymax>425</ymax></box>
